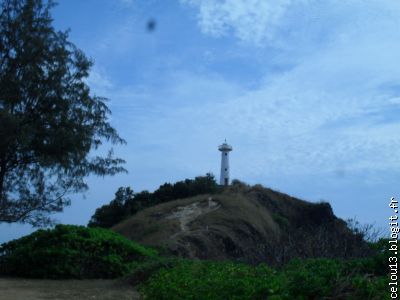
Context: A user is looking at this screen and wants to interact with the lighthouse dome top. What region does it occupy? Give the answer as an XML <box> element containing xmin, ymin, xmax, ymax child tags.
<box><xmin>218</xmin><ymin>140</ymin><xmax>232</xmax><ymax>152</ymax></box>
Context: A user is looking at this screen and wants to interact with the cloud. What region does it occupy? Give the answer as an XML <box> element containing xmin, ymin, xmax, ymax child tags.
<box><xmin>114</xmin><ymin>68</ymin><xmax>400</xmax><ymax>181</ymax></box>
<box><xmin>180</xmin><ymin>0</ymin><xmax>400</xmax><ymax>53</ymax></box>
<box><xmin>81</xmin><ymin>0</ymin><xmax>400</xmax><ymax>184</ymax></box>
<box><xmin>181</xmin><ymin>0</ymin><xmax>295</xmax><ymax>45</ymax></box>
<box><xmin>116</xmin><ymin>0</ymin><xmax>400</xmax><ymax>181</ymax></box>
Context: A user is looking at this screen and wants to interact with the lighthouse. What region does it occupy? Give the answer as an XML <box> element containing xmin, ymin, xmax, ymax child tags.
<box><xmin>218</xmin><ymin>140</ymin><xmax>232</xmax><ymax>186</ymax></box>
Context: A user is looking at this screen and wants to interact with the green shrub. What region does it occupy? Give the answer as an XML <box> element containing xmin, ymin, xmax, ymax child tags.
<box><xmin>139</xmin><ymin>257</ymin><xmax>388</xmax><ymax>300</ymax></box>
<box><xmin>0</xmin><ymin>224</ymin><xmax>157</xmax><ymax>278</ymax></box>
<box><xmin>123</xmin><ymin>257</ymin><xmax>189</xmax><ymax>285</ymax></box>
<box><xmin>351</xmin><ymin>274</ymin><xmax>389</xmax><ymax>300</ymax></box>
<box><xmin>283</xmin><ymin>258</ymin><xmax>389</xmax><ymax>300</ymax></box>
<box><xmin>283</xmin><ymin>258</ymin><xmax>344</xmax><ymax>298</ymax></box>
<box><xmin>141</xmin><ymin>260</ymin><xmax>284</xmax><ymax>300</ymax></box>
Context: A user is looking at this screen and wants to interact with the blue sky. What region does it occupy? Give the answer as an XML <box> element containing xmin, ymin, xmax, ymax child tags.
<box><xmin>1</xmin><ymin>0</ymin><xmax>399</xmax><ymax>243</ymax></box>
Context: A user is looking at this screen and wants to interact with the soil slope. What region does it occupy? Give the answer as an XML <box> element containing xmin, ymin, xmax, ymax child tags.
<box><xmin>113</xmin><ymin>184</ymin><xmax>369</xmax><ymax>265</ymax></box>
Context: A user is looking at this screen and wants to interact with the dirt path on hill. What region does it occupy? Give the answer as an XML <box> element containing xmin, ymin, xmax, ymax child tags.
<box><xmin>0</xmin><ymin>278</ymin><xmax>140</xmax><ymax>300</ymax></box>
<box><xmin>166</xmin><ymin>197</ymin><xmax>220</xmax><ymax>238</ymax></box>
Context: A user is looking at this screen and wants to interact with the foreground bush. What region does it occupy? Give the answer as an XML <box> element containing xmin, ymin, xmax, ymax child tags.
<box><xmin>0</xmin><ymin>225</ymin><xmax>157</xmax><ymax>278</ymax></box>
<box><xmin>140</xmin><ymin>257</ymin><xmax>389</xmax><ymax>300</ymax></box>
<box><xmin>123</xmin><ymin>257</ymin><xmax>190</xmax><ymax>286</ymax></box>
<box><xmin>282</xmin><ymin>258</ymin><xmax>388</xmax><ymax>299</ymax></box>
<box><xmin>141</xmin><ymin>261</ymin><xmax>284</xmax><ymax>300</ymax></box>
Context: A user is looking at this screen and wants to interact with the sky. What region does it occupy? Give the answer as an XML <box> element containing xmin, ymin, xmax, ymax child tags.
<box><xmin>1</xmin><ymin>0</ymin><xmax>399</xmax><ymax>243</ymax></box>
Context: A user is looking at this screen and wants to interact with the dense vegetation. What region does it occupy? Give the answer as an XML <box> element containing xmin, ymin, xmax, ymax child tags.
<box><xmin>140</xmin><ymin>241</ymin><xmax>390</xmax><ymax>300</ymax></box>
<box><xmin>0</xmin><ymin>223</ymin><xmax>391</xmax><ymax>299</ymax></box>
<box><xmin>88</xmin><ymin>173</ymin><xmax>218</xmax><ymax>228</ymax></box>
<box><xmin>0</xmin><ymin>178</ymin><xmax>391</xmax><ymax>298</ymax></box>
<box><xmin>112</xmin><ymin>180</ymin><xmax>375</xmax><ymax>267</ymax></box>
<box><xmin>0</xmin><ymin>225</ymin><xmax>156</xmax><ymax>278</ymax></box>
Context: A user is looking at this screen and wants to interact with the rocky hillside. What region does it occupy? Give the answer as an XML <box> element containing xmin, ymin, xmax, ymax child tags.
<box><xmin>112</xmin><ymin>183</ymin><xmax>370</xmax><ymax>265</ymax></box>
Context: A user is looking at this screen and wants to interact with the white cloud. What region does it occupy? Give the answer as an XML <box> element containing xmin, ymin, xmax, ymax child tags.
<box><xmin>181</xmin><ymin>0</ymin><xmax>295</xmax><ymax>44</ymax></box>
<box><xmin>82</xmin><ymin>0</ymin><xmax>400</xmax><ymax>184</ymax></box>
<box><xmin>181</xmin><ymin>0</ymin><xmax>400</xmax><ymax>52</ymax></box>
<box><xmin>117</xmin><ymin>71</ymin><xmax>399</xmax><ymax>181</ymax></box>
<box><xmin>119</xmin><ymin>0</ymin><xmax>400</xmax><ymax>180</ymax></box>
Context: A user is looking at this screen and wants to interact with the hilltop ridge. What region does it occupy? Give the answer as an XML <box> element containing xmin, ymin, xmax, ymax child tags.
<box><xmin>113</xmin><ymin>182</ymin><xmax>370</xmax><ymax>265</ymax></box>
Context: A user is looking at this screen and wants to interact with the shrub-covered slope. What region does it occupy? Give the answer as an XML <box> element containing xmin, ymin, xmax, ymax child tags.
<box><xmin>113</xmin><ymin>182</ymin><xmax>370</xmax><ymax>265</ymax></box>
<box><xmin>0</xmin><ymin>225</ymin><xmax>157</xmax><ymax>278</ymax></box>
<box><xmin>140</xmin><ymin>256</ymin><xmax>389</xmax><ymax>300</ymax></box>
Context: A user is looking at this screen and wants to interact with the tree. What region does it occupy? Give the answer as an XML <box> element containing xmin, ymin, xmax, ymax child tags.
<box><xmin>0</xmin><ymin>0</ymin><xmax>126</xmax><ymax>226</ymax></box>
<box><xmin>88</xmin><ymin>174</ymin><xmax>218</xmax><ymax>228</ymax></box>
<box><xmin>88</xmin><ymin>187</ymin><xmax>134</xmax><ymax>228</ymax></box>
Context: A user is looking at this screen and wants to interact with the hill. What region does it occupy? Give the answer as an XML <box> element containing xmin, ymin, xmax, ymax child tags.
<box><xmin>112</xmin><ymin>182</ymin><xmax>370</xmax><ymax>265</ymax></box>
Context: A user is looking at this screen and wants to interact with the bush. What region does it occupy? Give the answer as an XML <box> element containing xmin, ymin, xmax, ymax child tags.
<box><xmin>351</xmin><ymin>274</ymin><xmax>389</xmax><ymax>300</ymax></box>
<box><xmin>140</xmin><ymin>260</ymin><xmax>284</xmax><ymax>300</ymax></box>
<box><xmin>139</xmin><ymin>257</ymin><xmax>389</xmax><ymax>300</ymax></box>
<box><xmin>0</xmin><ymin>225</ymin><xmax>157</xmax><ymax>278</ymax></box>
<box><xmin>123</xmin><ymin>257</ymin><xmax>189</xmax><ymax>285</ymax></box>
<box><xmin>283</xmin><ymin>258</ymin><xmax>389</xmax><ymax>300</ymax></box>
<box><xmin>283</xmin><ymin>258</ymin><xmax>346</xmax><ymax>299</ymax></box>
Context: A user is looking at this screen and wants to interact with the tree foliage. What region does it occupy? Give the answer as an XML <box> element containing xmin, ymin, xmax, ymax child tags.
<box><xmin>88</xmin><ymin>187</ymin><xmax>135</xmax><ymax>229</ymax></box>
<box><xmin>0</xmin><ymin>225</ymin><xmax>157</xmax><ymax>278</ymax></box>
<box><xmin>88</xmin><ymin>174</ymin><xmax>218</xmax><ymax>228</ymax></box>
<box><xmin>0</xmin><ymin>0</ymin><xmax>125</xmax><ymax>226</ymax></box>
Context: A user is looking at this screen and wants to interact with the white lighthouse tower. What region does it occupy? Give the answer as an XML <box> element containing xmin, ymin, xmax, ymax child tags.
<box><xmin>218</xmin><ymin>140</ymin><xmax>232</xmax><ymax>186</ymax></box>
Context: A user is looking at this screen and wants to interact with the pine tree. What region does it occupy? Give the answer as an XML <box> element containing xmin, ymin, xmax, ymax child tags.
<box><xmin>0</xmin><ymin>0</ymin><xmax>126</xmax><ymax>226</ymax></box>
